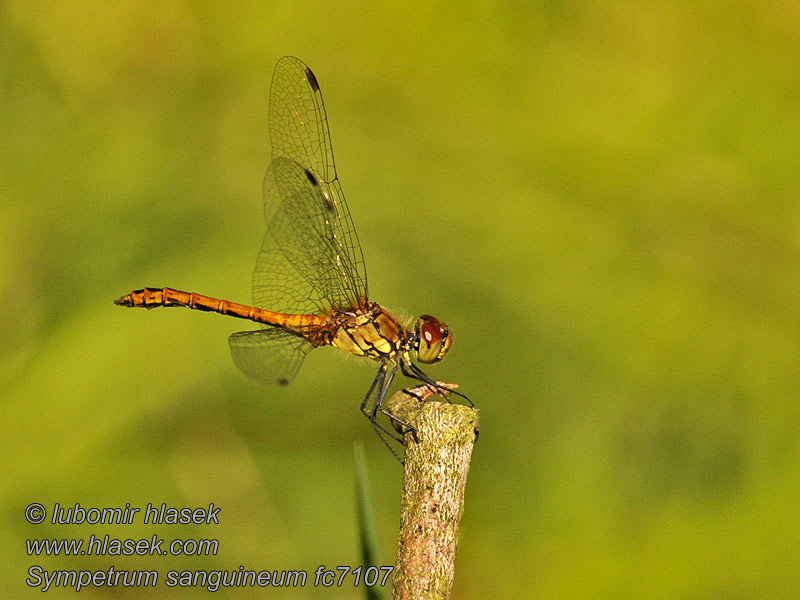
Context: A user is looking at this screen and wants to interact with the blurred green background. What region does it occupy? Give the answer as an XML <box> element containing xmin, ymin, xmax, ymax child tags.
<box><xmin>3</xmin><ymin>1</ymin><xmax>800</xmax><ymax>598</ymax></box>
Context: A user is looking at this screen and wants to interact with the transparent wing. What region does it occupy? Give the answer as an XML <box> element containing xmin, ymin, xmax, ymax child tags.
<box><xmin>254</xmin><ymin>157</ymin><xmax>366</xmax><ymax>314</ymax></box>
<box><xmin>252</xmin><ymin>56</ymin><xmax>368</xmax><ymax>314</ymax></box>
<box><xmin>228</xmin><ymin>328</ymin><xmax>313</xmax><ymax>386</ymax></box>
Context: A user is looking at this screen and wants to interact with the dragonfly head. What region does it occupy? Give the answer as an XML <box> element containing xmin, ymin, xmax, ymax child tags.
<box><xmin>413</xmin><ymin>315</ymin><xmax>452</xmax><ymax>364</ymax></box>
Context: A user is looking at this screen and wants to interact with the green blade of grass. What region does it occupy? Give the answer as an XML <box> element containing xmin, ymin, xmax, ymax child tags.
<box><xmin>354</xmin><ymin>441</ymin><xmax>384</xmax><ymax>600</ymax></box>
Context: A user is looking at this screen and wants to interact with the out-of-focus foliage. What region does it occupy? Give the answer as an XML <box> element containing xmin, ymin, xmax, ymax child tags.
<box><xmin>3</xmin><ymin>2</ymin><xmax>799</xmax><ymax>598</ymax></box>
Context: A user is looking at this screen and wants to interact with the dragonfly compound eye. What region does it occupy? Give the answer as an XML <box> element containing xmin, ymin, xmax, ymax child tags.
<box><xmin>415</xmin><ymin>315</ymin><xmax>451</xmax><ymax>364</ymax></box>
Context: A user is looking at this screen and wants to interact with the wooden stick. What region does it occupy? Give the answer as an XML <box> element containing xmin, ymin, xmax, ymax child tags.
<box><xmin>387</xmin><ymin>385</ymin><xmax>480</xmax><ymax>600</ymax></box>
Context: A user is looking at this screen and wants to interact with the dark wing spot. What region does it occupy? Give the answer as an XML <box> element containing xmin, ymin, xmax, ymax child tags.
<box><xmin>304</xmin><ymin>67</ymin><xmax>320</xmax><ymax>92</ymax></box>
<box><xmin>304</xmin><ymin>169</ymin><xmax>318</xmax><ymax>186</ymax></box>
<box><xmin>278</xmin><ymin>377</ymin><xmax>289</xmax><ymax>386</ymax></box>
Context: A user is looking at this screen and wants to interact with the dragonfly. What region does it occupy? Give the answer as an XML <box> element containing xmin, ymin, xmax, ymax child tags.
<box><xmin>115</xmin><ymin>56</ymin><xmax>467</xmax><ymax>455</ymax></box>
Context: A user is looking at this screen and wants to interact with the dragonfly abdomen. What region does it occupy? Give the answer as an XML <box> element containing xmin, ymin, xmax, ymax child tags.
<box><xmin>114</xmin><ymin>287</ymin><xmax>325</xmax><ymax>330</ymax></box>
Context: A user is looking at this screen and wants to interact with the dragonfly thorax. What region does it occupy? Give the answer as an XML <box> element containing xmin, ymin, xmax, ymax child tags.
<box><xmin>329</xmin><ymin>302</ymin><xmax>408</xmax><ymax>361</ymax></box>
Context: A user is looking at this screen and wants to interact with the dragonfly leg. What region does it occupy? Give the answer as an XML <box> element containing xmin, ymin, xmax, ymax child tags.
<box><xmin>361</xmin><ymin>363</ymin><xmax>412</xmax><ymax>463</ymax></box>
<box><xmin>400</xmin><ymin>358</ymin><xmax>474</xmax><ymax>407</ymax></box>
<box><xmin>373</xmin><ymin>363</ymin><xmax>414</xmax><ymax>437</ymax></box>
<box><xmin>359</xmin><ymin>364</ymin><xmax>384</xmax><ymax>416</ymax></box>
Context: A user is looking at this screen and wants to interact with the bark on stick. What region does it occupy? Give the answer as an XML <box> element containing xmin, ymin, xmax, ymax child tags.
<box><xmin>387</xmin><ymin>387</ymin><xmax>480</xmax><ymax>600</ymax></box>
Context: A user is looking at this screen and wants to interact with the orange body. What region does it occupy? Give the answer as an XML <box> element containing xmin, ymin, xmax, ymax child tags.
<box><xmin>115</xmin><ymin>287</ymin><xmax>408</xmax><ymax>361</ymax></box>
<box><xmin>117</xmin><ymin>287</ymin><xmax>324</xmax><ymax>327</ymax></box>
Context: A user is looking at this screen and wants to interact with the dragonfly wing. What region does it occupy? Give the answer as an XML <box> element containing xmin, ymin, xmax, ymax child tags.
<box><xmin>253</xmin><ymin>56</ymin><xmax>367</xmax><ymax>314</ymax></box>
<box><xmin>228</xmin><ymin>328</ymin><xmax>313</xmax><ymax>386</ymax></box>
<box><xmin>254</xmin><ymin>157</ymin><xmax>365</xmax><ymax>315</ymax></box>
<box><xmin>270</xmin><ymin>56</ymin><xmax>339</xmax><ymax>188</ymax></box>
